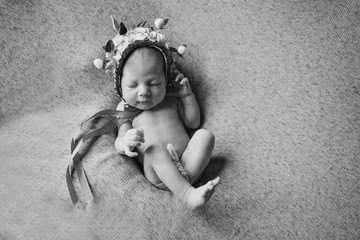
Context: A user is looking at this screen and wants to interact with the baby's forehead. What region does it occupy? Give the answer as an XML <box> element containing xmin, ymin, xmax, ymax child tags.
<box><xmin>122</xmin><ymin>47</ymin><xmax>166</xmax><ymax>77</ymax></box>
<box><xmin>131</xmin><ymin>47</ymin><xmax>164</xmax><ymax>61</ymax></box>
<box><xmin>124</xmin><ymin>47</ymin><xmax>166</xmax><ymax>71</ymax></box>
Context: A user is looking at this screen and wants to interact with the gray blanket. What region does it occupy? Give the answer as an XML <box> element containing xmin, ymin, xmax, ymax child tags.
<box><xmin>1</xmin><ymin>0</ymin><xmax>359</xmax><ymax>239</ymax></box>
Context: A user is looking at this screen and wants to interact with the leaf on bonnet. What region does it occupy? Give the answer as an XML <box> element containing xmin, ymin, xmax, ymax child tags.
<box><xmin>137</xmin><ymin>20</ymin><xmax>147</xmax><ymax>27</ymax></box>
<box><xmin>137</xmin><ymin>20</ymin><xmax>145</xmax><ymax>27</ymax></box>
<box><xmin>111</xmin><ymin>15</ymin><xmax>120</xmax><ymax>31</ymax></box>
<box><xmin>119</xmin><ymin>22</ymin><xmax>127</xmax><ymax>35</ymax></box>
<box><xmin>105</xmin><ymin>40</ymin><xmax>114</xmax><ymax>52</ymax></box>
<box><xmin>164</xmin><ymin>18</ymin><xmax>169</xmax><ymax>26</ymax></box>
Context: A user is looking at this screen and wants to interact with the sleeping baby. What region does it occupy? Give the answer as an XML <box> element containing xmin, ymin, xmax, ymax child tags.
<box><xmin>114</xmin><ymin>45</ymin><xmax>220</xmax><ymax>209</ymax></box>
<box><xmin>80</xmin><ymin>17</ymin><xmax>220</xmax><ymax>208</ymax></box>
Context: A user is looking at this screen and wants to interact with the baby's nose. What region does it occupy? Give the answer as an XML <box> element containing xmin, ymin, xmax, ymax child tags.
<box><xmin>138</xmin><ymin>85</ymin><xmax>150</xmax><ymax>96</ymax></box>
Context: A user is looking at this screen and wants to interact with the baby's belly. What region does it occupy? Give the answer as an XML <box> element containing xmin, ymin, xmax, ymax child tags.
<box><xmin>134</xmin><ymin>121</ymin><xmax>190</xmax><ymax>163</ymax></box>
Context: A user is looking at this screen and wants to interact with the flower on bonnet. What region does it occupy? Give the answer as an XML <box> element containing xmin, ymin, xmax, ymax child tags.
<box><xmin>93</xmin><ymin>17</ymin><xmax>187</xmax><ymax>94</ymax></box>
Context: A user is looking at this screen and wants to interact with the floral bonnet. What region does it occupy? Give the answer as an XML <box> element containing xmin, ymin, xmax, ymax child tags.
<box><xmin>94</xmin><ymin>16</ymin><xmax>187</xmax><ymax>97</ymax></box>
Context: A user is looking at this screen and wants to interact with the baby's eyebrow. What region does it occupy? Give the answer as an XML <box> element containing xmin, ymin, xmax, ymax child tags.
<box><xmin>147</xmin><ymin>73</ymin><xmax>160</xmax><ymax>78</ymax></box>
<box><xmin>123</xmin><ymin>78</ymin><xmax>138</xmax><ymax>84</ymax></box>
<box><xmin>145</xmin><ymin>74</ymin><xmax>161</xmax><ymax>81</ymax></box>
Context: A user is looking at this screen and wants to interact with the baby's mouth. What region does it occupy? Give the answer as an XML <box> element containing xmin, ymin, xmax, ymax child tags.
<box><xmin>138</xmin><ymin>99</ymin><xmax>152</xmax><ymax>104</ymax></box>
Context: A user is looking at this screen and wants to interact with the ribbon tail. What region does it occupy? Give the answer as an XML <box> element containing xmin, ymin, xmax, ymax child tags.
<box><xmin>66</xmin><ymin>165</ymin><xmax>79</xmax><ymax>204</ymax></box>
<box><xmin>74</xmin><ymin>156</ymin><xmax>93</xmax><ymax>203</ymax></box>
<box><xmin>67</xmin><ymin>120</ymin><xmax>118</xmax><ymax>204</ymax></box>
<box><xmin>85</xmin><ymin>110</ymin><xmax>139</xmax><ymax>122</ymax></box>
<box><xmin>66</xmin><ymin>109</ymin><xmax>140</xmax><ymax>204</ymax></box>
<box><xmin>82</xmin><ymin>119</ymin><xmax>118</xmax><ymax>142</ymax></box>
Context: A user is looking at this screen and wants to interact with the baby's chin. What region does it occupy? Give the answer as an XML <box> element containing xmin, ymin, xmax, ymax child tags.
<box><xmin>134</xmin><ymin>96</ymin><xmax>165</xmax><ymax>110</ymax></box>
<box><xmin>135</xmin><ymin>101</ymin><xmax>157</xmax><ymax>110</ymax></box>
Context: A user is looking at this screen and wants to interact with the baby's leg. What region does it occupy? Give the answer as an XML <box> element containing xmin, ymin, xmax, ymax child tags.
<box><xmin>143</xmin><ymin>144</ymin><xmax>219</xmax><ymax>209</ymax></box>
<box><xmin>143</xmin><ymin>144</ymin><xmax>192</xmax><ymax>201</ymax></box>
<box><xmin>181</xmin><ymin>129</ymin><xmax>215</xmax><ymax>184</ymax></box>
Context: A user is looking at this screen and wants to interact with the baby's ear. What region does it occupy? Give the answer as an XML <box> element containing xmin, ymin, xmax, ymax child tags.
<box><xmin>169</xmin><ymin>64</ymin><xmax>180</xmax><ymax>80</ymax></box>
<box><xmin>170</xmin><ymin>65</ymin><xmax>182</xmax><ymax>84</ymax></box>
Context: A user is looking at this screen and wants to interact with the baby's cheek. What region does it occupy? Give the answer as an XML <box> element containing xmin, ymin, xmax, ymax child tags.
<box><xmin>157</xmin><ymin>85</ymin><xmax>167</xmax><ymax>96</ymax></box>
<box><xmin>123</xmin><ymin>89</ymin><xmax>135</xmax><ymax>98</ymax></box>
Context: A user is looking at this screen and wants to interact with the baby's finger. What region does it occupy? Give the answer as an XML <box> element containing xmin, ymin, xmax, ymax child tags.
<box><xmin>124</xmin><ymin>147</ymin><xmax>138</xmax><ymax>158</ymax></box>
<box><xmin>126</xmin><ymin>128</ymin><xmax>139</xmax><ymax>136</ymax></box>
<box><xmin>128</xmin><ymin>134</ymin><xmax>145</xmax><ymax>142</ymax></box>
<box><xmin>127</xmin><ymin>128</ymin><xmax>144</xmax><ymax>138</ymax></box>
<box><xmin>134</xmin><ymin>128</ymin><xmax>144</xmax><ymax>137</ymax></box>
<box><xmin>180</xmin><ymin>77</ymin><xmax>189</xmax><ymax>85</ymax></box>
<box><xmin>128</xmin><ymin>141</ymin><xmax>142</xmax><ymax>147</ymax></box>
<box><xmin>175</xmin><ymin>73</ymin><xmax>184</xmax><ymax>82</ymax></box>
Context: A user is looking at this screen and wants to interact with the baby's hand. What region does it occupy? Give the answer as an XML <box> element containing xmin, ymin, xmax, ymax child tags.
<box><xmin>122</xmin><ymin>128</ymin><xmax>144</xmax><ymax>157</ymax></box>
<box><xmin>167</xmin><ymin>73</ymin><xmax>193</xmax><ymax>99</ymax></box>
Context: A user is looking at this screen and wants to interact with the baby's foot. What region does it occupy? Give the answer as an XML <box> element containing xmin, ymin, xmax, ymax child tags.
<box><xmin>185</xmin><ymin>177</ymin><xmax>220</xmax><ymax>209</ymax></box>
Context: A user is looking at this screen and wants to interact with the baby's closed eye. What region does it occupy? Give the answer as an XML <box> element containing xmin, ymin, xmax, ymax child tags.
<box><xmin>150</xmin><ymin>81</ymin><xmax>161</xmax><ymax>86</ymax></box>
<box><xmin>127</xmin><ymin>84</ymin><xmax>138</xmax><ymax>88</ymax></box>
<box><xmin>125</xmin><ymin>79</ymin><xmax>162</xmax><ymax>88</ymax></box>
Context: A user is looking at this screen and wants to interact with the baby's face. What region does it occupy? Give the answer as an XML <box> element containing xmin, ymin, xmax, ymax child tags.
<box><xmin>121</xmin><ymin>48</ymin><xmax>166</xmax><ymax>110</ymax></box>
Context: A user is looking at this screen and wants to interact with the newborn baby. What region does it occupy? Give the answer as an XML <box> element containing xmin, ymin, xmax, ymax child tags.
<box><xmin>114</xmin><ymin>47</ymin><xmax>220</xmax><ymax>209</ymax></box>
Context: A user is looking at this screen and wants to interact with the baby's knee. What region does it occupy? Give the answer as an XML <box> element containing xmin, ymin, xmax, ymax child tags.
<box><xmin>197</xmin><ymin>129</ymin><xmax>215</xmax><ymax>145</ymax></box>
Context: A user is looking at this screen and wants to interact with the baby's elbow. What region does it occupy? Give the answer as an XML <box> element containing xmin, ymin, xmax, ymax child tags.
<box><xmin>114</xmin><ymin>137</ymin><xmax>123</xmax><ymax>154</ymax></box>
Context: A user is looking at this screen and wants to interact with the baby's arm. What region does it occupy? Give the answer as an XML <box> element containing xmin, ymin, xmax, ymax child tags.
<box><xmin>179</xmin><ymin>92</ymin><xmax>200</xmax><ymax>129</ymax></box>
<box><xmin>114</xmin><ymin>121</ymin><xmax>144</xmax><ymax>157</ymax></box>
<box><xmin>168</xmin><ymin>73</ymin><xmax>200</xmax><ymax>129</ymax></box>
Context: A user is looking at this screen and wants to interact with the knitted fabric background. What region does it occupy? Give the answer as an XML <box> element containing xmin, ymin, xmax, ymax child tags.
<box><xmin>1</xmin><ymin>0</ymin><xmax>359</xmax><ymax>239</ymax></box>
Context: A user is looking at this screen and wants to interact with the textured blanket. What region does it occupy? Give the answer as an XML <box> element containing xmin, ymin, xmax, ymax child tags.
<box><xmin>1</xmin><ymin>0</ymin><xmax>359</xmax><ymax>239</ymax></box>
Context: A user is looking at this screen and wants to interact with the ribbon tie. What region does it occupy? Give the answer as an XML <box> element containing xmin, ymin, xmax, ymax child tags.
<box><xmin>66</xmin><ymin>107</ymin><xmax>140</xmax><ymax>204</ymax></box>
